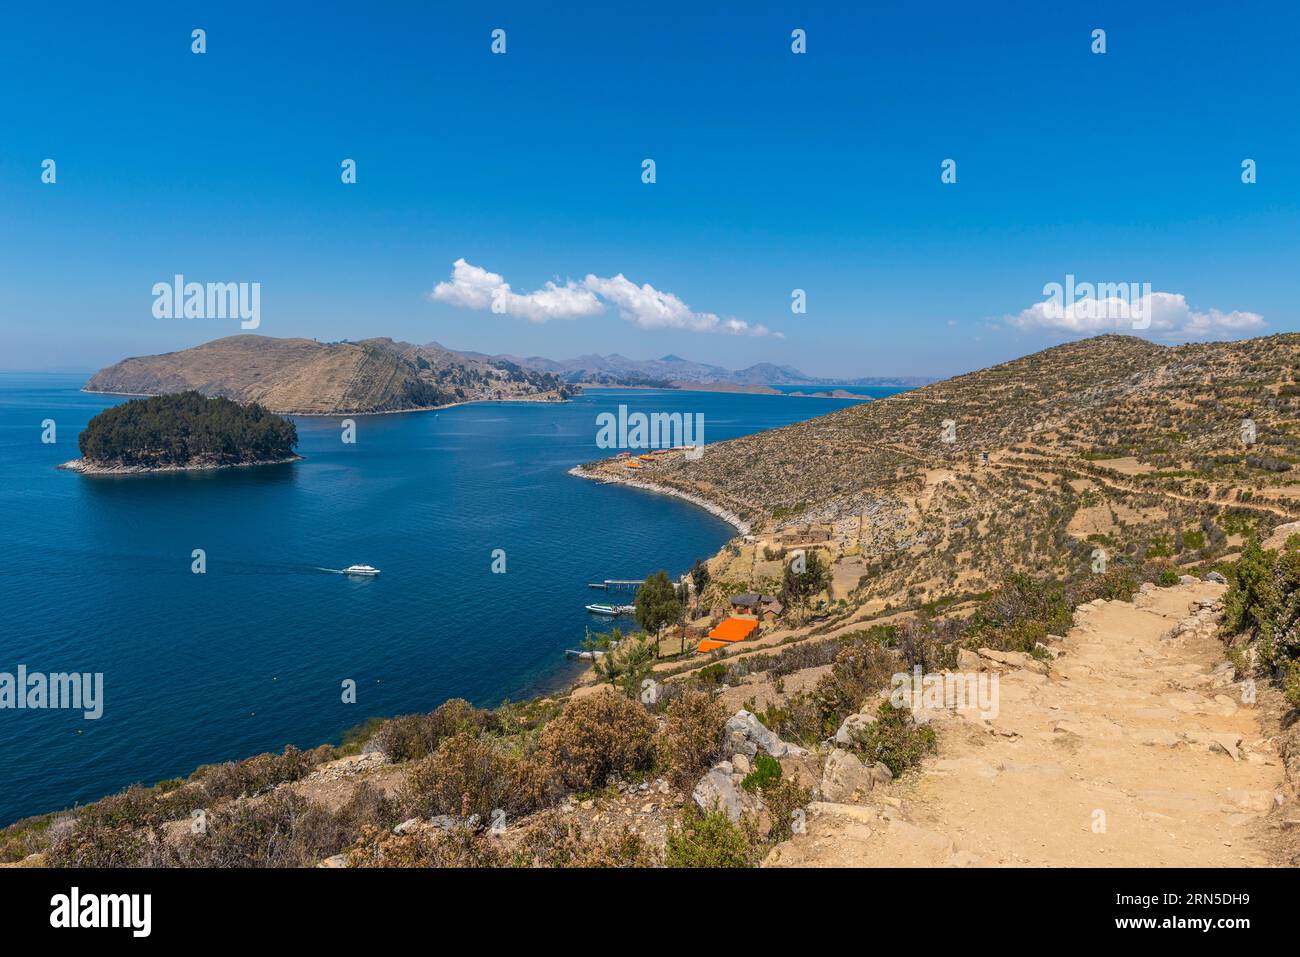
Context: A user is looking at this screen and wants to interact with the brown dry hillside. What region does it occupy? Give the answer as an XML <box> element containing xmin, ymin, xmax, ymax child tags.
<box><xmin>581</xmin><ymin>334</ymin><xmax>1300</xmax><ymax>613</ymax></box>
<box><xmin>85</xmin><ymin>335</ymin><xmax>575</xmax><ymax>414</ymax></box>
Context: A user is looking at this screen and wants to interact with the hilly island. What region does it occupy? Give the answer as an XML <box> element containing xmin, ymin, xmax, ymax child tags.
<box><xmin>8</xmin><ymin>333</ymin><xmax>1300</xmax><ymax>869</ymax></box>
<box><xmin>83</xmin><ymin>335</ymin><xmax>578</xmax><ymax>415</ymax></box>
<box><xmin>60</xmin><ymin>392</ymin><xmax>301</xmax><ymax>474</ymax></box>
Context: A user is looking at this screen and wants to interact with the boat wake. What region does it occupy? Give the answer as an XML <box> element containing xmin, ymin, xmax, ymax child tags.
<box><xmin>317</xmin><ymin>564</ymin><xmax>381</xmax><ymax>576</ymax></box>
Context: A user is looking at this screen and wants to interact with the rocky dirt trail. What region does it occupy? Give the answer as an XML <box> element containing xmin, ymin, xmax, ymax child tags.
<box><xmin>766</xmin><ymin>582</ymin><xmax>1287</xmax><ymax>867</ymax></box>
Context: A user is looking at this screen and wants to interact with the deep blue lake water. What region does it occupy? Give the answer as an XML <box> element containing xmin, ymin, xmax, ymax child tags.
<box><xmin>0</xmin><ymin>375</ymin><xmax>874</xmax><ymax>825</ymax></box>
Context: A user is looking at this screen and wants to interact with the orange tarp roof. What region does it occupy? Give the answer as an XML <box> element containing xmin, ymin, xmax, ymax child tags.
<box><xmin>695</xmin><ymin>639</ymin><xmax>729</xmax><ymax>654</ymax></box>
<box><xmin>708</xmin><ymin>617</ymin><xmax>758</xmax><ymax>643</ymax></box>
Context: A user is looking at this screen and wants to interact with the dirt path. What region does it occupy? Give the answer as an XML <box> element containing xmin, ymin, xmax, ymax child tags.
<box><xmin>766</xmin><ymin>582</ymin><xmax>1285</xmax><ymax>867</ymax></box>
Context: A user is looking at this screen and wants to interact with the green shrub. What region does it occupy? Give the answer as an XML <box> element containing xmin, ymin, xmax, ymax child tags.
<box><xmin>966</xmin><ymin>574</ymin><xmax>1072</xmax><ymax>649</ymax></box>
<box><xmin>849</xmin><ymin>701</ymin><xmax>936</xmax><ymax>777</ymax></box>
<box><xmin>807</xmin><ymin>639</ymin><xmax>896</xmax><ymax>739</ymax></box>
<box><xmin>693</xmin><ymin>663</ymin><xmax>728</xmax><ymax>688</ymax></box>
<box><xmin>0</xmin><ymin>815</ymin><xmax>57</xmax><ymax>864</ymax></box>
<box><xmin>339</xmin><ymin>716</ymin><xmax>387</xmax><ymax>754</ymax></box>
<box><xmin>1283</xmin><ymin>660</ymin><xmax>1300</xmax><ymax>710</ymax></box>
<box><xmin>665</xmin><ymin>807</ymin><xmax>753</xmax><ymax>867</ymax></box>
<box><xmin>740</xmin><ymin>753</ymin><xmax>782</xmax><ymax>793</ymax></box>
<box><xmin>1224</xmin><ymin>538</ymin><xmax>1300</xmax><ymax>677</ymax></box>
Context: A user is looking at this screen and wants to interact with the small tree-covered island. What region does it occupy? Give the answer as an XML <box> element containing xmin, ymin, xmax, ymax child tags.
<box><xmin>60</xmin><ymin>391</ymin><xmax>301</xmax><ymax>474</ymax></box>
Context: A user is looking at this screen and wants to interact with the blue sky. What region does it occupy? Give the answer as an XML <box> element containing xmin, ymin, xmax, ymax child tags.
<box><xmin>2</xmin><ymin>1</ymin><xmax>1297</xmax><ymax>377</ymax></box>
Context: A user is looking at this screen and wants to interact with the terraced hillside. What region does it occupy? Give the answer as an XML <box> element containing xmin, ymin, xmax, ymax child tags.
<box><xmin>580</xmin><ymin>334</ymin><xmax>1300</xmax><ymax>612</ymax></box>
<box><xmin>85</xmin><ymin>335</ymin><xmax>575</xmax><ymax>414</ymax></box>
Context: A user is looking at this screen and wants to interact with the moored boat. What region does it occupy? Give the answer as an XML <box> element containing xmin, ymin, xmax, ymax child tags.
<box><xmin>584</xmin><ymin>603</ymin><xmax>635</xmax><ymax>616</ymax></box>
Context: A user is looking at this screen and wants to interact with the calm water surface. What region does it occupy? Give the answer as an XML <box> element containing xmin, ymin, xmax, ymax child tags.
<box><xmin>0</xmin><ymin>376</ymin><xmax>878</xmax><ymax>825</ymax></box>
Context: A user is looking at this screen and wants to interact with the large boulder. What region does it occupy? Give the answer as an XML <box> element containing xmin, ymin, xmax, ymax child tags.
<box><xmin>692</xmin><ymin>763</ymin><xmax>760</xmax><ymax>822</ymax></box>
<box><xmin>725</xmin><ymin>709</ymin><xmax>807</xmax><ymax>759</ymax></box>
<box><xmin>819</xmin><ymin>749</ymin><xmax>892</xmax><ymax>803</ymax></box>
<box><xmin>832</xmin><ymin>712</ymin><xmax>875</xmax><ymax>746</ymax></box>
<box><xmin>976</xmin><ymin>647</ymin><xmax>1048</xmax><ymax>675</ymax></box>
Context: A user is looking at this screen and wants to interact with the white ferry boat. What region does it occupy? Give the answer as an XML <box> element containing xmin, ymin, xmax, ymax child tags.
<box><xmin>584</xmin><ymin>603</ymin><xmax>635</xmax><ymax>616</ymax></box>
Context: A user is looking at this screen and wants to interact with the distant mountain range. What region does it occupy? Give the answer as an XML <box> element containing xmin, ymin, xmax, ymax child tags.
<box><xmin>83</xmin><ymin>336</ymin><xmax>931</xmax><ymax>414</ymax></box>
<box><xmin>460</xmin><ymin>351</ymin><xmax>934</xmax><ymax>388</ymax></box>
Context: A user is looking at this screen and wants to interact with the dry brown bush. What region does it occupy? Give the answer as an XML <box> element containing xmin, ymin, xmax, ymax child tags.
<box><xmin>347</xmin><ymin>823</ymin><xmax>504</xmax><ymax>868</ymax></box>
<box><xmin>371</xmin><ymin>698</ymin><xmax>485</xmax><ymax>762</ymax></box>
<box><xmin>402</xmin><ymin>732</ymin><xmax>521</xmax><ymax>822</ymax></box>
<box><xmin>508</xmin><ymin>810</ymin><xmax>661</xmax><ymax>867</ymax></box>
<box><xmin>533</xmin><ymin>687</ymin><xmax>656</xmax><ymax>793</ymax></box>
<box><xmin>655</xmin><ymin>690</ymin><xmax>725</xmax><ymax>789</ymax></box>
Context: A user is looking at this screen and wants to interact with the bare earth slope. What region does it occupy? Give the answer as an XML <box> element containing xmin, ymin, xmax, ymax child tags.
<box><xmin>766</xmin><ymin>582</ymin><xmax>1283</xmax><ymax>867</ymax></box>
<box><xmin>613</xmin><ymin>334</ymin><xmax>1300</xmax><ymax>525</ymax></box>
<box><xmin>581</xmin><ymin>333</ymin><xmax>1300</xmax><ymax>617</ymax></box>
<box><xmin>85</xmin><ymin>335</ymin><xmax>573</xmax><ymax>414</ymax></box>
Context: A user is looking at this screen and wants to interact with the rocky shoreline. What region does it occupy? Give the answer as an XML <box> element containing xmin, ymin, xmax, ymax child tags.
<box><xmin>59</xmin><ymin>455</ymin><xmax>304</xmax><ymax>475</ymax></box>
<box><xmin>567</xmin><ymin>465</ymin><xmax>752</xmax><ymax>535</ymax></box>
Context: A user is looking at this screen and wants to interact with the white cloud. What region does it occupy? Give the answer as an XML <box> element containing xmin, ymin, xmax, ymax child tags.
<box><xmin>429</xmin><ymin>259</ymin><xmax>778</xmax><ymax>337</ymax></box>
<box><xmin>430</xmin><ymin>258</ymin><xmax>603</xmax><ymax>323</ymax></box>
<box><xmin>1006</xmin><ymin>287</ymin><xmax>1264</xmax><ymax>339</ymax></box>
<box><xmin>582</xmin><ymin>273</ymin><xmax>776</xmax><ymax>337</ymax></box>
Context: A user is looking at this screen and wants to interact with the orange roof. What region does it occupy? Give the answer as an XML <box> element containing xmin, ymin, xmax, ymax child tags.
<box><xmin>624</xmin><ymin>459</ymin><xmax>641</xmax><ymax>468</ymax></box>
<box><xmin>696</xmin><ymin>639</ymin><xmax>729</xmax><ymax>654</ymax></box>
<box><xmin>708</xmin><ymin>617</ymin><xmax>758</xmax><ymax>643</ymax></box>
